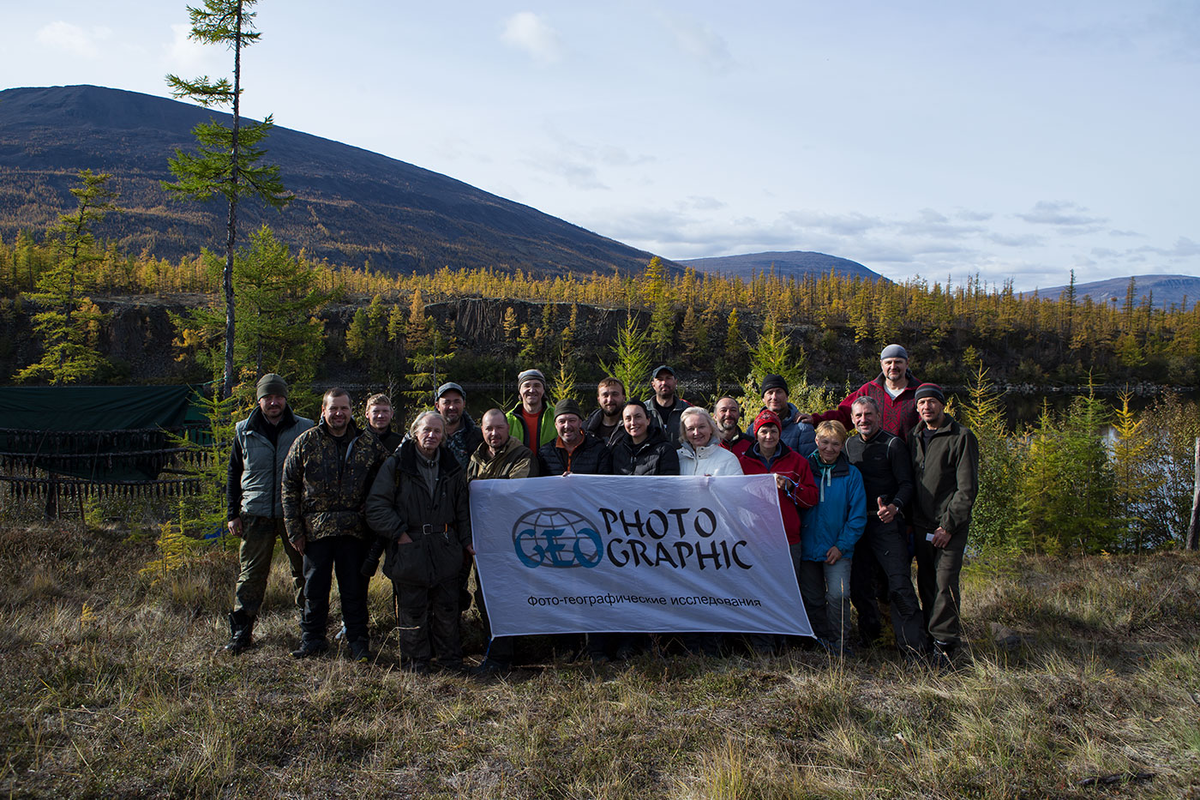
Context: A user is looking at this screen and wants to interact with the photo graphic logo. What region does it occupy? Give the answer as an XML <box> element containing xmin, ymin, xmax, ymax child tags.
<box><xmin>512</xmin><ymin>507</ymin><xmax>603</xmax><ymax>569</ymax></box>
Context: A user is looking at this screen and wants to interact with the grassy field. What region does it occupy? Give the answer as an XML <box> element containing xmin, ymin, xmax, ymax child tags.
<box><xmin>0</xmin><ymin>515</ymin><xmax>1197</xmax><ymax>799</ymax></box>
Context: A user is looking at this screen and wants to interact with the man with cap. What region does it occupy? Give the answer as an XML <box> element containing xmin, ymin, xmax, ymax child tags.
<box><xmin>643</xmin><ymin>365</ymin><xmax>691</xmax><ymax>447</ymax></box>
<box><xmin>538</xmin><ymin>398</ymin><xmax>613</xmax><ymax>476</ymax></box>
<box><xmin>802</xmin><ymin>345</ymin><xmax>921</xmax><ymax>440</ymax></box>
<box><xmin>713</xmin><ymin>396</ymin><xmax>754</xmax><ymax>457</ymax></box>
<box><xmin>364</xmin><ymin>393</ymin><xmax>403</xmax><ymax>452</ymax></box>
<box><xmin>434</xmin><ymin>382</ymin><xmax>484</xmax><ymax>470</ymax></box>
<box><xmin>506</xmin><ymin>368</ymin><xmax>558</xmax><ymax>449</ymax></box>
<box><xmin>746</xmin><ymin>374</ymin><xmax>816</xmax><ymax>457</ymax></box>
<box><xmin>909</xmin><ymin>383</ymin><xmax>978</xmax><ymax>665</ymax></box>
<box><xmin>224</xmin><ymin>373</ymin><xmax>315</xmax><ymax>653</ymax></box>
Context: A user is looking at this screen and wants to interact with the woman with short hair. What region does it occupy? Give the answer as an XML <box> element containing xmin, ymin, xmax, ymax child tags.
<box><xmin>799</xmin><ymin>420</ymin><xmax>867</xmax><ymax>657</ymax></box>
<box><xmin>677</xmin><ymin>406</ymin><xmax>743</xmax><ymax>477</ymax></box>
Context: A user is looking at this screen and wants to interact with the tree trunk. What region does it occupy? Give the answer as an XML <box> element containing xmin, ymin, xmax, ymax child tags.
<box><xmin>1187</xmin><ymin>437</ymin><xmax>1200</xmax><ymax>551</ymax></box>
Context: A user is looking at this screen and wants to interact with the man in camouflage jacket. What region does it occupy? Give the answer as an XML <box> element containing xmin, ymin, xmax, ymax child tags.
<box><xmin>282</xmin><ymin>388</ymin><xmax>388</xmax><ymax>661</ymax></box>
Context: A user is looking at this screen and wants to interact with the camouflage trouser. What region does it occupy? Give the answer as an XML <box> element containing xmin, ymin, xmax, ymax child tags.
<box><xmin>233</xmin><ymin>515</ymin><xmax>305</xmax><ymax>618</ymax></box>
<box><xmin>394</xmin><ymin>579</ymin><xmax>461</xmax><ymax>668</ymax></box>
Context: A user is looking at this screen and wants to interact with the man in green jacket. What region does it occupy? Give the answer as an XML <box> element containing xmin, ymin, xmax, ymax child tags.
<box><xmin>909</xmin><ymin>383</ymin><xmax>979</xmax><ymax>665</ymax></box>
<box><xmin>282</xmin><ymin>389</ymin><xmax>389</xmax><ymax>661</ymax></box>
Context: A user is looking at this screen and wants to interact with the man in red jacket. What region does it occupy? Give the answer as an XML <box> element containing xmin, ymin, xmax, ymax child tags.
<box><xmin>801</xmin><ymin>344</ymin><xmax>920</xmax><ymax>440</ymax></box>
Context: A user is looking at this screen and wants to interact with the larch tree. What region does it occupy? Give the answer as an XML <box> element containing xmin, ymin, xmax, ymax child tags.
<box><xmin>15</xmin><ymin>169</ymin><xmax>116</xmax><ymax>384</ymax></box>
<box><xmin>163</xmin><ymin>0</ymin><xmax>290</xmax><ymax>399</ymax></box>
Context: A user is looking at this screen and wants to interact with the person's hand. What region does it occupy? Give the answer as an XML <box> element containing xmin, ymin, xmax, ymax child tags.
<box><xmin>797</xmin><ymin>412</ymin><xmax>813</xmax><ymax>425</ymax></box>
<box><xmin>291</xmin><ymin>534</ymin><xmax>306</xmax><ymax>555</ymax></box>
<box><xmin>877</xmin><ymin>497</ymin><xmax>897</xmax><ymax>524</ymax></box>
<box><xmin>465</xmin><ymin>543</ymin><xmax>477</xmax><ymax>556</ymax></box>
<box><xmin>397</xmin><ymin>532</ymin><xmax>413</xmax><ymax>545</ymax></box>
<box><xmin>774</xmin><ymin>474</ymin><xmax>791</xmax><ymax>491</ymax></box>
<box><xmin>931</xmin><ymin>527</ymin><xmax>951</xmax><ymax>548</ymax></box>
<box><xmin>825</xmin><ymin>546</ymin><xmax>842</xmax><ymax>565</ymax></box>
<box><xmin>227</xmin><ymin>517</ymin><xmax>243</xmax><ymax>538</ymax></box>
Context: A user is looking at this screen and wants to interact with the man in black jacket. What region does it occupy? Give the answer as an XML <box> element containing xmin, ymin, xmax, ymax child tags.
<box><xmin>538</xmin><ymin>399</ymin><xmax>613</xmax><ymax>476</ymax></box>
<box><xmin>435</xmin><ymin>382</ymin><xmax>484</xmax><ymax>470</ymax></box>
<box><xmin>909</xmin><ymin>384</ymin><xmax>979</xmax><ymax>665</ymax></box>
<box><xmin>365</xmin><ymin>393</ymin><xmax>403</xmax><ymax>452</ymax></box>
<box><xmin>845</xmin><ymin>396</ymin><xmax>925</xmax><ymax>656</ymax></box>
<box><xmin>643</xmin><ymin>365</ymin><xmax>691</xmax><ymax>447</ymax></box>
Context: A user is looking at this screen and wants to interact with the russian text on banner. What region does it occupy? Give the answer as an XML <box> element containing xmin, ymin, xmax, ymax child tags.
<box><xmin>470</xmin><ymin>474</ymin><xmax>812</xmax><ymax>637</ymax></box>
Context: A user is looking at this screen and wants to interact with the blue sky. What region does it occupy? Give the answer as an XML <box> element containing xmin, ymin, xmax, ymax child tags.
<box><xmin>2</xmin><ymin>1</ymin><xmax>1198</xmax><ymax>291</ymax></box>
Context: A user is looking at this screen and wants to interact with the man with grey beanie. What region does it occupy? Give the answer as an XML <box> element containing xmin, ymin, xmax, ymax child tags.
<box><xmin>801</xmin><ymin>344</ymin><xmax>921</xmax><ymax>441</ymax></box>
<box><xmin>224</xmin><ymin>373</ymin><xmax>315</xmax><ymax>653</ymax></box>
<box><xmin>505</xmin><ymin>368</ymin><xmax>557</xmax><ymax>449</ymax></box>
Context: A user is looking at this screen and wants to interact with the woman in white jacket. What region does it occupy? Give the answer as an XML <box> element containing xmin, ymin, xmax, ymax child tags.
<box><xmin>677</xmin><ymin>407</ymin><xmax>744</xmax><ymax>477</ymax></box>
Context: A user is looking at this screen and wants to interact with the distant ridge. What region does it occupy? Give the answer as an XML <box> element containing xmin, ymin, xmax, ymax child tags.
<box><xmin>0</xmin><ymin>85</ymin><xmax>667</xmax><ymax>276</ymax></box>
<box><xmin>1029</xmin><ymin>274</ymin><xmax>1200</xmax><ymax>311</ymax></box>
<box><xmin>679</xmin><ymin>250</ymin><xmax>884</xmax><ymax>282</ymax></box>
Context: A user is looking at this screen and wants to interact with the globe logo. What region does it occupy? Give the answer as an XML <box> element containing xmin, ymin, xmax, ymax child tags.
<box><xmin>512</xmin><ymin>507</ymin><xmax>604</xmax><ymax>569</ymax></box>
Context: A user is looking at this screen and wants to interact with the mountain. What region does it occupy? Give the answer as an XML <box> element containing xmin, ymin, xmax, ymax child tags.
<box><xmin>0</xmin><ymin>85</ymin><xmax>665</xmax><ymax>276</ymax></box>
<box><xmin>1029</xmin><ymin>274</ymin><xmax>1200</xmax><ymax>311</ymax></box>
<box><xmin>679</xmin><ymin>250</ymin><xmax>884</xmax><ymax>281</ymax></box>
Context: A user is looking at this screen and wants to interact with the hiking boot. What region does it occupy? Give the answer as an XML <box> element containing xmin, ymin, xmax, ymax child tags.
<box><xmin>349</xmin><ymin>639</ymin><xmax>372</xmax><ymax>663</ymax></box>
<box><xmin>224</xmin><ymin>610</ymin><xmax>253</xmax><ymax>654</ymax></box>
<box><xmin>290</xmin><ymin>639</ymin><xmax>329</xmax><ymax>659</ymax></box>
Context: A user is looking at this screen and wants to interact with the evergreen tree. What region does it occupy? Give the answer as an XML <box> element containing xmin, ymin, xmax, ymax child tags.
<box><xmin>716</xmin><ymin>308</ymin><xmax>748</xmax><ymax>386</ymax></box>
<box><xmin>1110</xmin><ymin>392</ymin><xmax>1162</xmax><ymax>552</ymax></box>
<box><xmin>644</xmin><ymin>256</ymin><xmax>675</xmax><ymax>353</ymax></box>
<box><xmin>601</xmin><ymin>313</ymin><xmax>653</xmax><ymax>402</ymax></box>
<box><xmin>170</xmin><ymin>227</ymin><xmax>327</xmax><ymax>406</ymax></box>
<box><xmin>961</xmin><ymin>361</ymin><xmax>1023</xmax><ymax>555</ymax></box>
<box><xmin>402</xmin><ymin>290</ymin><xmax>455</xmax><ymax>407</ymax></box>
<box><xmin>346</xmin><ymin>293</ymin><xmax>390</xmax><ymax>380</ymax></box>
<box><xmin>15</xmin><ymin>170</ymin><xmax>116</xmax><ymax>384</ymax></box>
<box><xmin>1018</xmin><ymin>390</ymin><xmax>1120</xmax><ymax>554</ymax></box>
<box><xmin>164</xmin><ymin>0</ymin><xmax>291</xmax><ymax>399</ymax></box>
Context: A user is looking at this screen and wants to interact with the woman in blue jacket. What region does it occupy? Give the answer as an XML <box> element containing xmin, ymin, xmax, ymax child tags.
<box><xmin>799</xmin><ymin>420</ymin><xmax>866</xmax><ymax>656</ymax></box>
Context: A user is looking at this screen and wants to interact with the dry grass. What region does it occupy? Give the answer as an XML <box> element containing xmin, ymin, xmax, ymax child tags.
<box><xmin>0</xmin><ymin>516</ymin><xmax>1197</xmax><ymax>799</ymax></box>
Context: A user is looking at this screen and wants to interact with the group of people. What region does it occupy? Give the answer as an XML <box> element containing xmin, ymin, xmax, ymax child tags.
<box><xmin>221</xmin><ymin>343</ymin><xmax>978</xmax><ymax>674</ymax></box>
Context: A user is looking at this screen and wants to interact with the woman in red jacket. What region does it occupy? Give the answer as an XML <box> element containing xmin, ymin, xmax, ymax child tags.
<box><xmin>737</xmin><ymin>409</ymin><xmax>818</xmax><ymax>654</ymax></box>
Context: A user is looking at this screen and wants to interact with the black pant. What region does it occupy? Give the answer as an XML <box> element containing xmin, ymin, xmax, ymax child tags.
<box><xmin>395</xmin><ymin>578</ymin><xmax>462</xmax><ymax>667</ymax></box>
<box><xmin>301</xmin><ymin>535</ymin><xmax>370</xmax><ymax>645</ymax></box>
<box><xmin>852</xmin><ymin>521</ymin><xmax>927</xmax><ymax>654</ymax></box>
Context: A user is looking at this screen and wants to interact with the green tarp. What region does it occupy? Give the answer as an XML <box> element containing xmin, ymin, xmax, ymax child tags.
<box><xmin>0</xmin><ymin>385</ymin><xmax>205</xmax><ymax>481</ymax></box>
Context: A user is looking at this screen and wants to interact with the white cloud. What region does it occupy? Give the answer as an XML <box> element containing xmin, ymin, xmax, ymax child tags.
<box><xmin>501</xmin><ymin>12</ymin><xmax>563</xmax><ymax>65</ymax></box>
<box><xmin>35</xmin><ymin>21</ymin><xmax>111</xmax><ymax>59</ymax></box>
<box><xmin>166</xmin><ymin>22</ymin><xmax>217</xmax><ymax>73</ymax></box>
<box><xmin>1016</xmin><ymin>200</ymin><xmax>1107</xmax><ymax>227</ymax></box>
<box><xmin>659</xmin><ymin>13</ymin><xmax>734</xmax><ymax>73</ymax></box>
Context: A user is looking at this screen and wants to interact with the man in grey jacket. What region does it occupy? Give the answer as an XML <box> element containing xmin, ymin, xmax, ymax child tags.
<box><xmin>224</xmin><ymin>373</ymin><xmax>314</xmax><ymax>653</ymax></box>
<box><xmin>909</xmin><ymin>383</ymin><xmax>979</xmax><ymax>665</ymax></box>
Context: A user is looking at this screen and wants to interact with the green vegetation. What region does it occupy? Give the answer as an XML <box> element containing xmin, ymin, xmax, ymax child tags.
<box><xmin>164</xmin><ymin>0</ymin><xmax>291</xmax><ymax>398</ymax></box>
<box><xmin>0</xmin><ymin>515</ymin><xmax>1196</xmax><ymax>797</ymax></box>
<box><xmin>12</xmin><ymin>170</ymin><xmax>116</xmax><ymax>384</ymax></box>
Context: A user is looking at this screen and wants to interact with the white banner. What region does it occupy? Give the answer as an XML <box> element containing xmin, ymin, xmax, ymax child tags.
<box><xmin>470</xmin><ymin>474</ymin><xmax>811</xmax><ymax>637</ymax></box>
